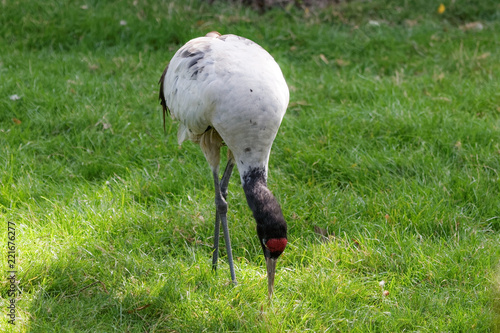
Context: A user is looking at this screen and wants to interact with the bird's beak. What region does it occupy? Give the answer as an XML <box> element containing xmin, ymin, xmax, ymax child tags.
<box><xmin>265</xmin><ymin>257</ymin><xmax>277</xmax><ymax>298</ymax></box>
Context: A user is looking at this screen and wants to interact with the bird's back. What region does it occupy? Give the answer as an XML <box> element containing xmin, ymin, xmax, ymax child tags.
<box><xmin>161</xmin><ymin>32</ymin><xmax>289</xmax><ymax>177</ymax></box>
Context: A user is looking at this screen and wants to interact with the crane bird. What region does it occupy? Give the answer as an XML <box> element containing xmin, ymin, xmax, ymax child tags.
<box><xmin>159</xmin><ymin>31</ymin><xmax>288</xmax><ymax>297</ymax></box>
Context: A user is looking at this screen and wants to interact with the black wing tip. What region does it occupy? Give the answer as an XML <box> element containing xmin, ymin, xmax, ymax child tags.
<box><xmin>159</xmin><ymin>64</ymin><xmax>169</xmax><ymax>132</ymax></box>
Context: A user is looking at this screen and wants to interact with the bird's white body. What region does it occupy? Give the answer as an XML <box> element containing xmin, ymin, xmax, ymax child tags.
<box><xmin>162</xmin><ymin>33</ymin><xmax>289</xmax><ymax>183</ymax></box>
<box><xmin>160</xmin><ymin>32</ymin><xmax>288</xmax><ymax>295</ymax></box>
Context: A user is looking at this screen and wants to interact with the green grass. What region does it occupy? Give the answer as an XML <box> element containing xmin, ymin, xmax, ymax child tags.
<box><xmin>1</xmin><ymin>0</ymin><xmax>500</xmax><ymax>331</ymax></box>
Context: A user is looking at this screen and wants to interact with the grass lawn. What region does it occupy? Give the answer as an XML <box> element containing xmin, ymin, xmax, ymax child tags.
<box><xmin>1</xmin><ymin>0</ymin><xmax>500</xmax><ymax>331</ymax></box>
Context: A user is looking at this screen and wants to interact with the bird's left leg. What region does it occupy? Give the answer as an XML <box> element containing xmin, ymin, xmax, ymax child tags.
<box><xmin>220</xmin><ymin>150</ymin><xmax>235</xmax><ymax>202</ymax></box>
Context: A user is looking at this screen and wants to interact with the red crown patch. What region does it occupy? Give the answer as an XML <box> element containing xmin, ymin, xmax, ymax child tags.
<box><xmin>266</xmin><ymin>238</ymin><xmax>287</xmax><ymax>253</ymax></box>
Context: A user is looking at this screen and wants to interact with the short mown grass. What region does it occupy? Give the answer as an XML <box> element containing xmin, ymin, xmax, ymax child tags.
<box><xmin>1</xmin><ymin>0</ymin><xmax>500</xmax><ymax>331</ymax></box>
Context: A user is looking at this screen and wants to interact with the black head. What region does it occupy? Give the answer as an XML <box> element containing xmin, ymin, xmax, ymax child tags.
<box><xmin>253</xmin><ymin>191</ymin><xmax>286</xmax><ymax>299</ymax></box>
<box><xmin>258</xmin><ymin>225</ymin><xmax>287</xmax><ymax>259</ymax></box>
<box><xmin>242</xmin><ymin>167</ymin><xmax>287</xmax><ymax>298</ymax></box>
<box><xmin>242</xmin><ymin>167</ymin><xmax>288</xmax><ymax>259</ymax></box>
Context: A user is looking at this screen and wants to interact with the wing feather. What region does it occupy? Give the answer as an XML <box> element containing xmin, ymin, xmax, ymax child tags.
<box><xmin>159</xmin><ymin>33</ymin><xmax>289</xmax><ymax>154</ymax></box>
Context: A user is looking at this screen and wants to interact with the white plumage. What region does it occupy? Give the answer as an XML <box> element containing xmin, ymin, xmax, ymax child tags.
<box><xmin>159</xmin><ymin>31</ymin><xmax>289</xmax><ymax>297</ymax></box>
<box><xmin>162</xmin><ymin>32</ymin><xmax>288</xmax><ymax>181</ymax></box>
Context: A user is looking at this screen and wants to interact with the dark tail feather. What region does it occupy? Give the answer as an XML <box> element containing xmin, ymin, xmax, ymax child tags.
<box><xmin>159</xmin><ymin>64</ymin><xmax>169</xmax><ymax>132</ymax></box>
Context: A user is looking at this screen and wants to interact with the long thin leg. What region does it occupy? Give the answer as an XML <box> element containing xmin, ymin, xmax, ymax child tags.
<box><xmin>220</xmin><ymin>153</ymin><xmax>235</xmax><ymax>200</ymax></box>
<box><xmin>212</xmin><ymin>208</ymin><xmax>221</xmax><ymax>271</ymax></box>
<box><xmin>211</xmin><ymin>160</ymin><xmax>236</xmax><ymax>283</ymax></box>
<box><xmin>212</xmin><ymin>156</ymin><xmax>235</xmax><ymax>272</ymax></box>
<box><xmin>220</xmin><ymin>157</ymin><xmax>235</xmax><ymax>282</ymax></box>
<box><xmin>221</xmin><ymin>215</ymin><xmax>236</xmax><ymax>283</ymax></box>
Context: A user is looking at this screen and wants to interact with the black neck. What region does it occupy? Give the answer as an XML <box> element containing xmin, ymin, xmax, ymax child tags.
<box><xmin>242</xmin><ymin>168</ymin><xmax>287</xmax><ymax>256</ymax></box>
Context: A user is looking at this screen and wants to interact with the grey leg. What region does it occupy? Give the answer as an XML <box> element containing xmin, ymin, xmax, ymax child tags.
<box><xmin>212</xmin><ymin>207</ymin><xmax>221</xmax><ymax>271</ymax></box>
<box><xmin>220</xmin><ymin>156</ymin><xmax>235</xmax><ymax>200</ymax></box>
<box><xmin>211</xmin><ymin>156</ymin><xmax>236</xmax><ymax>283</ymax></box>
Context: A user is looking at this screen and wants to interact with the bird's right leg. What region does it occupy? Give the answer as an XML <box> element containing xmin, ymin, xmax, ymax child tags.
<box><xmin>212</xmin><ymin>166</ymin><xmax>236</xmax><ymax>283</ymax></box>
<box><xmin>212</xmin><ymin>153</ymin><xmax>235</xmax><ymax>272</ymax></box>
